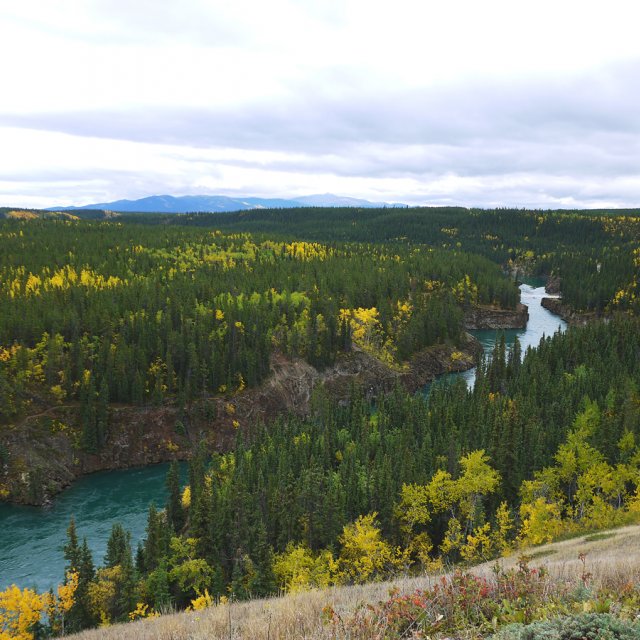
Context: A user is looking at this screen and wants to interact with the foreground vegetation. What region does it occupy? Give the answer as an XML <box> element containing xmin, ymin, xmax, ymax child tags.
<box><xmin>52</xmin><ymin>525</ymin><xmax>640</xmax><ymax>639</ymax></box>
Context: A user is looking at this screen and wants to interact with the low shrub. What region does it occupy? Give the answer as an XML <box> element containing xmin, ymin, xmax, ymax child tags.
<box><xmin>491</xmin><ymin>613</ymin><xmax>640</xmax><ymax>640</ymax></box>
<box><xmin>325</xmin><ymin>557</ymin><xmax>640</xmax><ymax>639</ymax></box>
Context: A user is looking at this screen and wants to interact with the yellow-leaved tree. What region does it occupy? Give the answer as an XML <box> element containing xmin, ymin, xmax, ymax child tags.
<box><xmin>518</xmin><ymin>497</ymin><xmax>563</xmax><ymax>546</ymax></box>
<box><xmin>0</xmin><ymin>585</ymin><xmax>47</xmax><ymax>640</ymax></box>
<box><xmin>48</xmin><ymin>570</ymin><xmax>79</xmax><ymax>636</ymax></box>
<box><xmin>518</xmin><ymin>400</ymin><xmax>640</xmax><ymax>546</ymax></box>
<box><xmin>338</xmin><ymin>307</ymin><xmax>395</xmax><ymax>363</ymax></box>
<box><xmin>397</xmin><ymin>450</ymin><xmax>502</xmax><ymax>564</ymax></box>
<box><xmin>273</xmin><ymin>543</ymin><xmax>337</xmax><ymax>593</ymax></box>
<box><xmin>337</xmin><ymin>513</ymin><xmax>405</xmax><ymax>584</ymax></box>
<box><xmin>1</xmin><ymin>570</ymin><xmax>78</xmax><ymax>640</ymax></box>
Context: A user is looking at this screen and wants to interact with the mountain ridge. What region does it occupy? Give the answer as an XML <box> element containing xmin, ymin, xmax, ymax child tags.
<box><xmin>47</xmin><ymin>193</ymin><xmax>408</xmax><ymax>213</ymax></box>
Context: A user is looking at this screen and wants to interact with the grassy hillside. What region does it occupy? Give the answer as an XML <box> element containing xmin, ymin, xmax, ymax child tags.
<box><xmin>67</xmin><ymin>524</ymin><xmax>640</xmax><ymax>639</ymax></box>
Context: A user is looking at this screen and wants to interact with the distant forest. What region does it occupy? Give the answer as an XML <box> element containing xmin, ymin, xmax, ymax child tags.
<box><xmin>130</xmin><ymin>206</ymin><xmax>640</xmax><ymax>312</ymax></box>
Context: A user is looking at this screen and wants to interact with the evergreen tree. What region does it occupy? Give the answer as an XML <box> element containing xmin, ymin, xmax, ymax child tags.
<box><xmin>104</xmin><ymin>523</ymin><xmax>136</xmax><ymax>621</ymax></box>
<box><xmin>63</xmin><ymin>517</ymin><xmax>81</xmax><ymax>572</ymax></box>
<box><xmin>104</xmin><ymin>522</ymin><xmax>132</xmax><ymax>569</ymax></box>
<box><xmin>166</xmin><ymin>461</ymin><xmax>185</xmax><ymax>533</ymax></box>
<box><xmin>142</xmin><ymin>504</ymin><xmax>169</xmax><ymax>573</ymax></box>
<box><xmin>63</xmin><ymin>519</ymin><xmax>96</xmax><ymax>631</ymax></box>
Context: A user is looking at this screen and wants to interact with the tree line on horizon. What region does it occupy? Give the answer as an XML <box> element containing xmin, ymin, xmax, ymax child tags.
<box><xmin>165</xmin><ymin>206</ymin><xmax>640</xmax><ymax>313</ymax></box>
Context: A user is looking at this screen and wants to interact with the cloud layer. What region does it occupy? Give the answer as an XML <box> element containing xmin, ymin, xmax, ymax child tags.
<box><xmin>1</xmin><ymin>0</ymin><xmax>639</xmax><ymax>208</ymax></box>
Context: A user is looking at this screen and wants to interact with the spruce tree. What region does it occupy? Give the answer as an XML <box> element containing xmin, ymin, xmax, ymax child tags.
<box><xmin>104</xmin><ymin>522</ymin><xmax>132</xmax><ymax>568</ymax></box>
<box><xmin>166</xmin><ymin>460</ymin><xmax>185</xmax><ymax>532</ymax></box>
<box><xmin>63</xmin><ymin>520</ymin><xmax>96</xmax><ymax>632</ymax></box>
<box><xmin>143</xmin><ymin>503</ymin><xmax>169</xmax><ymax>572</ymax></box>
<box><xmin>63</xmin><ymin>517</ymin><xmax>81</xmax><ymax>572</ymax></box>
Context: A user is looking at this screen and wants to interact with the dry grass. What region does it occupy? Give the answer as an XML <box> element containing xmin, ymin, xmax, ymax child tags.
<box><xmin>68</xmin><ymin>524</ymin><xmax>640</xmax><ymax>640</ymax></box>
<box><xmin>474</xmin><ymin>524</ymin><xmax>640</xmax><ymax>588</ymax></box>
<box><xmin>68</xmin><ymin>581</ymin><xmax>402</xmax><ymax>640</ymax></box>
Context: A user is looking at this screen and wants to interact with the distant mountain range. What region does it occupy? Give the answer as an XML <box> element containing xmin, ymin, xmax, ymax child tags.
<box><xmin>48</xmin><ymin>194</ymin><xmax>407</xmax><ymax>214</ymax></box>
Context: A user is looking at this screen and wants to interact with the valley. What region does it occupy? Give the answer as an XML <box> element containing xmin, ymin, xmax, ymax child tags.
<box><xmin>1</xmin><ymin>206</ymin><xmax>639</xmax><ymax>638</ymax></box>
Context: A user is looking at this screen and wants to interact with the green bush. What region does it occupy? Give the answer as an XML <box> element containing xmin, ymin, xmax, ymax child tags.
<box><xmin>491</xmin><ymin>613</ymin><xmax>640</xmax><ymax>640</ymax></box>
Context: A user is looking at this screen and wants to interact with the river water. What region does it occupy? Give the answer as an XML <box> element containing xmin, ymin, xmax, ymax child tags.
<box><xmin>0</xmin><ymin>463</ymin><xmax>185</xmax><ymax>592</ymax></box>
<box><xmin>428</xmin><ymin>282</ymin><xmax>567</xmax><ymax>391</ymax></box>
<box><xmin>0</xmin><ymin>283</ymin><xmax>566</xmax><ymax>593</ymax></box>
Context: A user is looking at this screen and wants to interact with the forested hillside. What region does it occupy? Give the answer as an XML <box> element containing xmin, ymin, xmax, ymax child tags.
<box><xmin>124</xmin><ymin>316</ymin><xmax>640</xmax><ymax>606</ymax></box>
<box><xmin>5</xmin><ymin>315</ymin><xmax>640</xmax><ymax>634</ymax></box>
<box><xmin>2</xmin><ymin>208</ymin><xmax>640</xmax><ymax>638</ymax></box>
<box><xmin>0</xmin><ymin>219</ymin><xmax>516</xmax><ymax>424</ymax></box>
<box><xmin>1</xmin><ymin>217</ymin><xmax>519</xmax><ymax>505</ymax></box>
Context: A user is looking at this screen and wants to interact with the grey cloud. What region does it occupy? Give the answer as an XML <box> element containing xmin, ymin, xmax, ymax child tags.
<box><xmin>2</xmin><ymin>58</ymin><xmax>640</xmax><ymax>208</ymax></box>
<box><xmin>4</xmin><ymin>59</ymin><xmax>638</xmax><ymax>150</ymax></box>
<box><xmin>406</xmin><ymin>173</ymin><xmax>640</xmax><ymax>209</ymax></box>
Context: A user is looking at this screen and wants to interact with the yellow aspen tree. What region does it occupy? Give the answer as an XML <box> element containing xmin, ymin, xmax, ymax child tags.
<box><xmin>519</xmin><ymin>497</ymin><xmax>564</xmax><ymax>546</ymax></box>
<box><xmin>53</xmin><ymin>570</ymin><xmax>78</xmax><ymax>636</ymax></box>
<box><xmin>273</xmin><ymin>543</ymin><xmax>337</xmax><ymax>593</ymax></box>
<box><xmin>460</xmin><ymin>523</ymin><xmax>493</xmax><ymax>562</ymax></box>
<box><xmin>337</xmin><ymin>513</ymin><xmax>399</xmax><ymax>584</ymax></box>
<box><xmin>492</xmin><ymin>501</ymin><xmax>515</xmax><ymax>555</ymax></box>
<box><xmin>0</xmin><ymin>584</ymin><xmax>47</xmax><ymax>640</ymax></box>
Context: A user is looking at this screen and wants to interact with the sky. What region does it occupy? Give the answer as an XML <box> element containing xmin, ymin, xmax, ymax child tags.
<box><xmin>1</xmin><ymin>0</ymin><xmax>639</xmax><ymax>209</ymax></box>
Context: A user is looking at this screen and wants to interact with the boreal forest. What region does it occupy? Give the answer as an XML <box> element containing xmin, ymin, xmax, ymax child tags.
<box><xmin>1</xmin><ymin>206</ymin><xmax>640</xmax><ymax>636</ymax></box>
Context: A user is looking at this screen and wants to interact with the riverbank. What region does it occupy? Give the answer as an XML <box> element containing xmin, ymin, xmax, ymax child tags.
<box><xmin>434</xmin><ymin>283</ymin><xmax>567</xmax><ymax>391</ymax></box>
<box><xmin>0</xmin><ymin>463</ymin><xmax>182</xmax><ymax>593</ymax></box>
<box><xmin>1</xmin><ymin>333</ymin><xmax>484</xmax><ymax>506</ymax></box>
<box><xmin>541</xmin><ymin>274</ymin><xmax>603</xmax><ymax>326</ymax></box>
<box><xmin>541</xmin><ymin>296</ymin><xmax>601</xmax><ymax>326</ymax></box>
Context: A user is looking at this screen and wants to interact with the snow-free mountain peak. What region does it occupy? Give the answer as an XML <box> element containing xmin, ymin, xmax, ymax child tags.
<box><xmin>48</xmin><ymin>193</ymin><xmax>407</xmax><ymax>213</ymax></box>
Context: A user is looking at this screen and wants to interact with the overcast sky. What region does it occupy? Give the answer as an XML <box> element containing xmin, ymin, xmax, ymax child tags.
<box><xmin>1</xmin><ymin>0</ymin><xmax>639</xmax><ymax>209</ymax></box>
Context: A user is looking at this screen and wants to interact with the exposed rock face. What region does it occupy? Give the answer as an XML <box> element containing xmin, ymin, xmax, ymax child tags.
<box><xmin>463</xmin><ymin>303</ymin><xmax>529</xmax><ymax>330</ymax></box>
<box><xmin>0</xmin><ymin>335</ymin><xmax>482</xmax><ymax>505</ymax></box>
<box><xmin>0</xmin><ymin>405</ymin><xmax>194</xmax><ymax>506</ymax></box>
<box><xmin>540</xmin><ymin>297</ymin><xmax>563</xmax><ymax>316</ymax></box>
<box><xmin>545</xmin><ymin>274</ymin><xmax>562</xmax><ymax>295</ymax></box>
<box><xmin>541</xmin><ymin>298</ymin><xmax>598</xmax><ymax>326</ymax></box>
<box><xmin>320</xmin><ymin>332</ymin><xmax>482</xmax><ymax>402</ymax></box>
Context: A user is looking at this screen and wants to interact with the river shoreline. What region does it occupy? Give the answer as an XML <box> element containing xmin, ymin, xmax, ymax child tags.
<box><xmin>537</xmin><ymin>272</ymin><xmax>602</xmax><ymax>326</ymax></box>
<box><xmin>540</xmin><ymin>297</ymin><xmax>601</xmax><ymax>326</ymax></box>
<box><xmin>2</xmin><ymin>330</ymin><xmax>490</xmax><ymax>506</ymax></box>
<box><xmin>0</xmin><ymin>294</ymin><xmax>565</xmax><ymax>592</ymax></box>
<box><xmin>0</xmin><ymin>295</ymin><xmax>543</xmax><ymax>507</ymax></box>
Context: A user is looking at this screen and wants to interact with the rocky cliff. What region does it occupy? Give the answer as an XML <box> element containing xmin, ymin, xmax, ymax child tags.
<box><xmin>545</xmin><ymin>274</ymin><xmax>562</xmax><ymax>295</ymax></box>
<box><xmin>463</xmin><ymin>303</ymin><xmax>528</xmax><ymax>330</ymax></box>
<box><xmin>540</xmin><ymin>297</ymin><xmax>599</xmax><ymax>326</ymax></box>
<box><xmin>0</xmin><ymin>335</ymin><xmax>481</xmax><ymax>506</ymax></box>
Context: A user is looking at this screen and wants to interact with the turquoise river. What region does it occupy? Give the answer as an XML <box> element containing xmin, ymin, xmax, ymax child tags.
<box><xmin>0</xmin><ymin>283</ymin><xmax>565</xmax><ymax>592</ymax></box>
